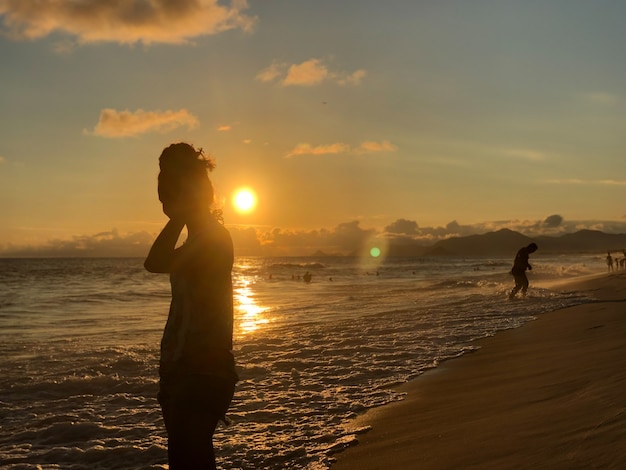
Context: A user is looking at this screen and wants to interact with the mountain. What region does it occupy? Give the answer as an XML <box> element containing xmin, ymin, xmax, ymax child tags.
<box><xmin>535</xmin><ymin>229</ymin><xmax>626</xmax><ymax>253</ymax></box>
<box><xmin>422</xmin><ymin>229</ymin><xmax>626</xmax><ymax>257</ymax></box>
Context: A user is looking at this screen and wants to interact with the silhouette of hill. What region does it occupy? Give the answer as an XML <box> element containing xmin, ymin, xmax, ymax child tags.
<box><xmin>386</xmin><ymin>239</ymin><xmax>429</xmax><ymax>257</ymax></box>
<box><xmin>420</xmin><ymin>229</ymin><xmax>626</xmax><ymax>257</ymax></box>
<box><xmin>535</xmin><ymin>229</ymin><xmax>626</xmax><ymax>254</ymax></box>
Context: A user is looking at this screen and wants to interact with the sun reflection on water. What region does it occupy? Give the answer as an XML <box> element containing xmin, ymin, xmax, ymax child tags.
<box><xmin>234</xmin><ymin>279</ymin><xmax>270</xmax><ymax>337</ymax></box>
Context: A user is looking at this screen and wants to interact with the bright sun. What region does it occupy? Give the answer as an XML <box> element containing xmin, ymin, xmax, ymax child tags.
<box><xmin>233</xmin><ymin>188</ymin><xmax>257</xmax><ymax>213</ymax></box>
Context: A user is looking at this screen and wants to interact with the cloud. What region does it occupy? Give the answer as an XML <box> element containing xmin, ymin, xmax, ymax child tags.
<box><xmin>229</xmin><ymin>226</ymin><xmax>261</xmax><ymax>255</ymax></box>
<box><xmin>330</xmin><ymin>221</ymin><xmax>377</xmax><ymax>250</ymax></box>
<box><xmin>544</xmin><ymin>178</ymin><xmax>626</xmax><ymax>186</ymax></box>
<box><xmin>217</xmin><ymin>125</ymin><xmax>233</xmax><ymax>132</ymax></box>
<box><xmin>384</xmin><ymin>219</ymin><xmax>419</xmax><ymax>235</ymax></box>
<box><xmin>256</xmin><ymin>58</ymin><xmax>366</xmax><ymax>87</ymax></box>
<box><xmin>255</xmin><ymin>61</ymin><xmax>285</xmax><ymax>83</ymax></box>
<box><xmin>283</xmin><ymin>59</ymin><xmax>329</xmax><ymax>86</ymax></box>
<box><xmin>378</xmin><ymin>216</ymin><xmax>604</xmax><ymax>244</ymax></box>
<box><xmin>286</xmin><ymin>140</ymin><xmax>397</xmax><ymax>158</ymax></box>
<box><xmin>254</xmin><ymin>221</ymin><xmax>377</xmax><ymax>256</ymax></box>
<box><xmin>544</xmin><ymin>178</ymin><xmax>584</xmax><ymax>185</ymax></box>
<box><xmin>0</xmin><ymin>0</ymin><xmax>256</xmax><ymax>45</ymax></box>
<box><xmin>357</xmin><ymin>140</ymin><xmax>398</xmax><ymax>153</ymax></box>
<box><xmin>4</xmin><ymin>216</ymin><xmax>626</xmax><ymax>258</ymax></box>
<box><xmin>337</xmin><ymin>69</ymin><xmax>367</xmax><ymax>86</ymax></box>
<box><xmin>580</xmin><ymin>92</ymin><xmax>620</xmax><ymax>106</ymax></box>
<box><xmin>599</xmin><ymin>179</ymin><xmax>626</xmax><ymax>186</ymax></box>
<box><xmin>502</xmin><ymin>148</ymin><xmax>545</xmax><ymax>161</ymax></box>
<box><xmin>247</xmin><ymin>216</ymin><xmax>626</xmax><ymax>256</ymax></box>
<box><xmin>286</xmin><ymin>142</ymin><xmax>351</xmax><ymax>158</ymax></box>
<box><xmin>87</xmin><ymin>108</ymin><xmax>199</xmax><ymax>138</ymax></box>
<box><xmin>0</xmin><ymin>229</ymin><xmax>154</xmax><ymax>257</ymax></box>
<box><xmin>543</xmin><ymin>214</ymin><xmax>563</xmax><ymax>228</ymax></box>
<box><xmin>51</xmin><ymin>38</ymin><xmax>75</xmax><ymax>54</ymax></box>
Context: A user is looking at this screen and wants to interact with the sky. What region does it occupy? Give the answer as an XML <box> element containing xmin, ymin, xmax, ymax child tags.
<box><xmin>1</xmin><ymin>0</ymin><xmax>626</xmax><ymax>257</ymax></box>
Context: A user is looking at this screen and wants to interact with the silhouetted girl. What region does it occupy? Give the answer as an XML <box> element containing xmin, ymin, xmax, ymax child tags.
<box><xmin>145</xmin><ymin>142</ymin><xmax>237</xmax><ymax>469</ymax></box>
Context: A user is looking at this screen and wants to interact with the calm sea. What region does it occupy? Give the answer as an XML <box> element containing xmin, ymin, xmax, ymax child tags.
<box><xmin>0</xmin><ymin>254</ymin><xmax>600</xmax><ymax>469</ymax></box>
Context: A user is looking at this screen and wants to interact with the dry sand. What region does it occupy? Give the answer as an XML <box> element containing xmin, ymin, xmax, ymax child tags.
<box><xmin>331</xmin><ymin>272</ymin><xmax>626</xmax><ymax>470</ymax></box>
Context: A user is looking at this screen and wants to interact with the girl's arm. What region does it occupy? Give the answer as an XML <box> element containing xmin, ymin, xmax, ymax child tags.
<box><xmin>144</xmin><ymin>218</ymin><xmax>186</xmax><ymax>273</ymax></box>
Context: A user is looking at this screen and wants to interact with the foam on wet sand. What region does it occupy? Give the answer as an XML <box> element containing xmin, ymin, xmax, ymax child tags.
<box><xmin>332</xmin><ymin>272</ymin><xmax>626</xmax><ymax>469</ymax></box>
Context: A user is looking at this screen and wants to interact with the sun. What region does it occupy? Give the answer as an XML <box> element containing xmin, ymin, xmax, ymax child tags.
<box><xmin>233</xmin><ymin>188</ymin><xmax>257</xmax><ymax>214</ymax></box>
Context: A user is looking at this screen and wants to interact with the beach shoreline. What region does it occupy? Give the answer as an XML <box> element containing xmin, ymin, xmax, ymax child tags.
<box><xmin>331</xmin><ymin>272</ymin><xmax>626</xmax><ymax>469</ymax></box>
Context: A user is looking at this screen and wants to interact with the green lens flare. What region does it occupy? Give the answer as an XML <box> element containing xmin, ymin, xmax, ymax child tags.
<box><xmin>370</xmin><ymin>247</ymin><xmax>381</xmax><ymax>258</ymax></box>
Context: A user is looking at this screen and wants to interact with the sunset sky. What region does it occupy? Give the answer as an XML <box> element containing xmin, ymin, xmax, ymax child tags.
<box><xmin>2</xmin><ymin>1</ymin><xmax>626</xmax><ymax>256</ymax></box>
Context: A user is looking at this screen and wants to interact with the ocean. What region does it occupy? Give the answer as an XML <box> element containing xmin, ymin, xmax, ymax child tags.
<box><xmin>0</xmin><ymin>254</ymin><xmax>601</xmax><ymax>469</ymax></box>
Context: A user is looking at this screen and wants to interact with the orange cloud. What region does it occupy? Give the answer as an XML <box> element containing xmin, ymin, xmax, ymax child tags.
<box><xmin>580</xmin><ymin>92</ymin><xmax>620</xmax><ymax>106</ymax></box>
<box><xmin>286</xmin><ymin>140</ymin><xmax>397</xmax><ymax>158</ymax></box>
<box><xmin>544</xmin><ymin>178</ymin><xmax>626</xmax><ymax>186</ymax></box>
<box><xmin>217</xmin><ymin>125</ymin><xmax>233</xmax><ymax>132</ymax></box>
<box><xmin>286</xmin><ymin>142</ymin><xmax>351</xmax><ymax>158</ymax></box>
<box><xmin>257</xmin><ymin>58</ymin><xmax>366</xmax><ymax>87</ymax></box>
<box><xmin>358</xmin><ymin>140</ymin><xmax>398</xmax><ymax>153</ymax></box>
<box><xmin>255</xmin><ymin>61</ymin><xmax>285</xmax><ymax>83</ymax></box>
<box><xmin>283</xmin><ymin>59</ymin><xmax>329</xmax><ymax>86</ymax></box>
<box><xmin>87</xmin><ymin>108</ymin><xmax>199</xmax><ymax>138</ymax></box>
<box><xmin>0</xmin><ymin>0</ymin><xmax>256</xmax><ymax>45</ymax></box>
<box><xmin>337</xmin><ymin>69</ymin><xmax>367</xmax><ymax>86</ymax></box>
<box><xmin>503</xmin><ymin>148</ymin><xmax>545</xmax><ymax>161</ymax></box>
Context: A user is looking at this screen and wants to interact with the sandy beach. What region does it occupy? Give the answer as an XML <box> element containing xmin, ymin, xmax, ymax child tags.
<box><xmin>332</xmin><ymin>272</ymin><xmax>626</xmax><ymax>470</ymax></box>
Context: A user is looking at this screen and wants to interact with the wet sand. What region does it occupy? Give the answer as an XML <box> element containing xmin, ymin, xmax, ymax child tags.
<box><xmin>332</xmin><ymin>272</ymin><xmax>626</xmax><ymax>470</ymax></box>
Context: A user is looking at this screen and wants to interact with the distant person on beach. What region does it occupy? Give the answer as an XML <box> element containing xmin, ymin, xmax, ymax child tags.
<box><xmin>606</xmin><ymin>252</ymin><xmax>614</xmax><ymax>272</ymax></box>
<box><xmin>509</xmin><ymin>243</ymin><xmax>538</xmax><ymax>299</ymax></box>
<box><xmin>144</xmin><ymin>142</ymin><xmax>237</xmax><ymax>470</ymax></box>
<box><xmin>303</xmin><ymin>271</ymin><xmax>312</xmax><ymax>283</ymax></box>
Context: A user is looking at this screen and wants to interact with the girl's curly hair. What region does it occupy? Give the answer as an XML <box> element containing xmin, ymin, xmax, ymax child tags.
<box><xmin>158</xmin><ymin>142</ymin><xmax>223</xmax><ymax>222</ymax></box>
<box><xmin>159</xmin><ymin>142</ymin><xmax>215</xmax><ymax>174</ymax></box>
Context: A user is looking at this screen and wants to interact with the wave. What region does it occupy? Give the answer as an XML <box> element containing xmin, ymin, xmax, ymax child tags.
<box><xmin>268</xmin><ymin>262</ymin><xmax>327</xmax><ymax>270</ymax></box>
<box><xmin>0</xmin><ymin>255</ymin><xmax>604</xmax><ymax>469</ymax></box>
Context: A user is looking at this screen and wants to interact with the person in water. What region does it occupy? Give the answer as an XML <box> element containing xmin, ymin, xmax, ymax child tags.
<box><xmin>144</xmin><ymin>142</ymin><xmax>237</xmax><ymax>470</ymax></box>
<box><xmin>509</xmin><ymin>242</ymin><xmax>538</xmax><ymax>299</ymax></box>
<box><xmin>606</xmin><ymin>252</ymin><xmax>614</xmax><ymax>272</ymax></box>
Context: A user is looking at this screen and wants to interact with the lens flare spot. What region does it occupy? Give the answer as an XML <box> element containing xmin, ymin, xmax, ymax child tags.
<box><xmin>370</xmin><ymin>247</ymin><xmax>381</xmax><ymax>258</ymax></box>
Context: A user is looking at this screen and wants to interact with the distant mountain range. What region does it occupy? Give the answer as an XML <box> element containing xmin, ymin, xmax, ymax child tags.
<box><xmin>386</xmin><ymin>229</ymin><xmax>626</xmax><ymax>257</ymax></box>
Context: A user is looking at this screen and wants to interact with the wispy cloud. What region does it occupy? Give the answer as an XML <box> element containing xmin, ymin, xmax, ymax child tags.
<box><xmin>257</xmin><ymin>58</ymin><xmax>366</xmax><ymax>87</ymax></box>
<box><xmin>255</xmin><ymin>61</ymin><xmax>284</xmax><ymax>83</ymax></box>
<box><xmin>286</xmin><ymin>140</ymin><xmax>397</xmax><ymax>158</ymax></box>
<box><xmin>336</xmin><ymin>69</ymin><xmax>367</xmax><ymax>86</ymax></box>
<box><xmin>544</xmin><ymin>178</ymin><xmax>626</xmax><ymax>186</ymax></box>
<box><xmin>580</xmin><ymin>92</ymin><xmax>621</xmax><ymax>106</ymax></box>
<box><xmin>0</xmin><ymin>0</ymin><xmax>256</xmax><ymax>45</ymax></box>
<box><xmin>544</xmin><ymin>178</ymin><xmax>585</xmax><ymax>185</ymax></box>
<box><xmin>87</xmin><ymin>108</ymin><xmax>199</xmax><ymax>138</ymax></box>
<box><xmin>599</xmin><ymin>179</ymin><xmax>626</xmax><ymax>186</ymax></box>
<box><xmin>286</xmin><ymin>142</ymin><xmax>351</xmax><ymax>158</ymax></box>
<box><xmin>217</xmin><ymin>125</ymin><xmax>233</xmax><ymax>132</ymax></box>
<box><xmin>357</xmin><ymin>140</ymin><xmax>398</xmax><ymax>153</ymax></box>
<box><xmin>502</xmin><ymin>148</ymin><xmax>546</xmax><ymax>161</ymax></box>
